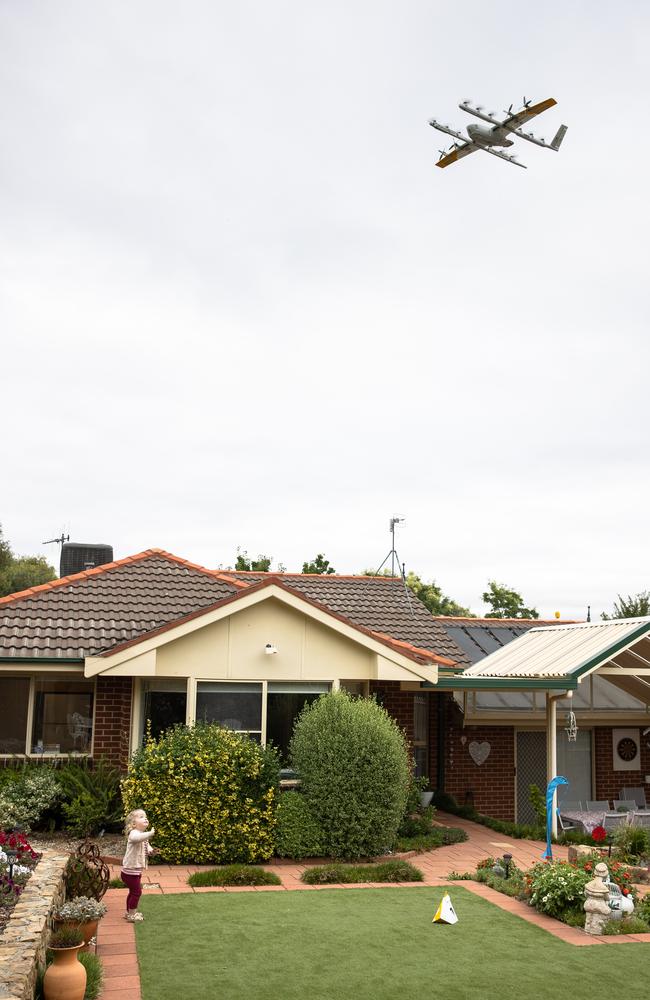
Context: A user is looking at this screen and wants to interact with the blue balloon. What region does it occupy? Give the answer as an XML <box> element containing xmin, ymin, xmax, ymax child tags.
<box><xmin>543</xmin><ymin>776</ymin><xmax>568</xmax><ymax>860</ymax></box>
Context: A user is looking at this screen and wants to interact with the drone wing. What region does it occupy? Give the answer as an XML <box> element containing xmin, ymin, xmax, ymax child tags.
<box><xmin>428</xmin><ymin>119</ymin><xmax>479</xmax><ymax>169</ymax></box>
<box><xmin>500</xmin><ymin>98</ymin><xmax>556</xmax><ymax>136</ymax></box>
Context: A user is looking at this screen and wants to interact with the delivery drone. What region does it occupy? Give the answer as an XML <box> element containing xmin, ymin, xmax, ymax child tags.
<box><xmin>429</xmin><ymin>97</ymin><xmax>567</xmax><ymax>169</ymax></box>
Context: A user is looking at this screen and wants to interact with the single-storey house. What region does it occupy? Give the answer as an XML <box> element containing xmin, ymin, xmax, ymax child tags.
<box><xmin>1</xmin><ymin>547</ymin><xmax>649</xmax><ymax>826</ymax></box>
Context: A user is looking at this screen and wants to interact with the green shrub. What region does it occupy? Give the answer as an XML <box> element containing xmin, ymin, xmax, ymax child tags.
<box><xmin>0</xmin><ymin>768</ymin><xmax>61</xmax><ymax>831</ymax></box>
<box><xmin>58</xmin><ymin>760</ymin><xmax>123</xmax><ymax>836</ymax></box>
<box><xmin>121</xmin><ymin>723</ymin><xmax>280</xmax><ymax>864</ymax></box>
<box><xmin>50</xmin><ymin>927</ymin><xmax>84</xmax><ymax>948</ymax></box>
<box><xmin>528</xmin><ymin>861</ymin><xmax>590</xmax><ymax>918</ymax></box>
<box><xmin>187</xmin><ymin>864</ymin><xmax>281</xmax><ymax>887</ymax></box>
<box><xmin>601</xmin><ymin>915</ymin><xmax>650</xmax><ymax>935</ymax></box>
<box><xmin>612</xmin><ymin>824</ymin><xmax>650</xmax><ymax>863</ymax></box>
<box><xmin>275</xmin><ymin>791</ymin><xmax>324</xmax><ymax>858</ymax></box>
<box><xmin>301</xmin><ymin>860</ymin><xmax>422</xmax><ymax>884</ymax></box>
<box><xmin>396</xmin><ymin>826</ymin><xmax>467</xmax><ymax>853</ymax></box>
<box><xmin>528</xmin><ymin>784</ymin><xmax>547</xmax><ymax>827</ymax></box>
<box><xmin>561</xmin><ymin>909</ymin><xmax>586</xmax><ymax>928</ymax></box>
<box><xmin>108</xmin><ymin>878</ymin><xmax>127</xmax><ymax>889</ymax></box>
<box><xmin>636</xmin><ymin>894</ymin><xmax>650</xmax><ymax>924</ymax></box>
<box><xmin>398</xmin><ymin>805</ymin><xmax>435</xmax><ymax>838</ymax></box>
<box><xmin>290</xmin><ymin>691</ymin><xmax>410</xmax><ymax>860</ymax></box>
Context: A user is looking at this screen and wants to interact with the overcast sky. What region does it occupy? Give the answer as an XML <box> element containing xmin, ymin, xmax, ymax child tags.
<box><xmin>2</xmin><ymin>1</ymin><xmax>649</xmax><ymax>619</ymax></box>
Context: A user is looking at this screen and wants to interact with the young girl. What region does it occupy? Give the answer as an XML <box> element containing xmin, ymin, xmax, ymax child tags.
<box><xmin>121</xmin><ymin>809</ymin><xmax>155</xmax><ymax>922</ymax></box>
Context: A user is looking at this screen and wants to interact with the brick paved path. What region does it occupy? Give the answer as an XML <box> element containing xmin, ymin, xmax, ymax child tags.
<box><xmin>95</xmin><ymin>812</ymin><xmax>649</xmax><ymax>998</ymax></box>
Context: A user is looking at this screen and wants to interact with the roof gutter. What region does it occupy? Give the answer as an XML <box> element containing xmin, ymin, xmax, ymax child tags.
<box><xmin>429</xmin><ymin>676</ymin><xmax>579</xmax><ymax>691</ymax></box>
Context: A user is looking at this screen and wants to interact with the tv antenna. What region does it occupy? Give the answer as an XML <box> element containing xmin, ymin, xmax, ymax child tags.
<box><xmin>43</xmin><ymin>533</ymin><xmax>69</xmax><ymax>548</ymax></box>
<box><xmin>374</xmin><ymin>516</ymin><xmax>405</xmax><ymax>578</ymax></box>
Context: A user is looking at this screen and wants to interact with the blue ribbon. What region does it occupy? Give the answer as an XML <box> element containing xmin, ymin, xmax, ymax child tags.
<box><xmin>543</xmin><ymin>775</ymin><xmax>568</xmax><ymax>860</ymax></box>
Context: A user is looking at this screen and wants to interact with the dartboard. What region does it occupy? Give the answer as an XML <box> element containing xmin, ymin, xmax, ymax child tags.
<box><xmin>616</xmin><ymin>737</ymin><xmax>638</xmax><ymax>762</ymax></box>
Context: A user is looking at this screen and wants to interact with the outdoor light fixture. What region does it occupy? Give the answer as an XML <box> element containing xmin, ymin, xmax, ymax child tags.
<box><xmin>264</xmin><ymin>643</ymin><xmax>278</xmax><ymax>655</ymax></box>
<box><xmin>4</xmin><ymin>845</ymin><xmax>17</xmax><ymax>880</ymax></box>
<box><xmin>503</xmin><ymin>853</ymin><xmax>513</xmax><ymax>879</ymax></box>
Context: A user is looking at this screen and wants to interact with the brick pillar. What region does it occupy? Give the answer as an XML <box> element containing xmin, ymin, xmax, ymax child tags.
<box><xmin>93</xmin><ymin>677</ymin><xmax>133</xmax><ymax>770</ymax></box>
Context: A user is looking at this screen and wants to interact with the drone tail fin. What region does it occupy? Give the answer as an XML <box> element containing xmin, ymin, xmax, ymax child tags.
<box><xmin>550</xmin><ymin>124</ymin><xmax>567</xmax><ymax>151</ymax></box>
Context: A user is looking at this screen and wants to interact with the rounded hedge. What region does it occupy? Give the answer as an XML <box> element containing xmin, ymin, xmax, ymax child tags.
<box><xmin>121</xmin><ymin>723</ymin><xmax>279</xmax><ymax>864</ymax></box>
<box><xmin>290</xmin><ymin>691</ymin><xmax>410</xmax><ymax>859</ymax></box>
<box><xmin>275</xmin><ymin>791</ymin><xmax>324</xmax><ymax>859</ymax></box>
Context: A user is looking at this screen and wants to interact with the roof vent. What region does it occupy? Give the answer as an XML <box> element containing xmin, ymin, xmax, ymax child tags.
<box><xmin>60</xmin><ymin>543</ymin><xmax>114</xmax><ymax>578</ymax></box>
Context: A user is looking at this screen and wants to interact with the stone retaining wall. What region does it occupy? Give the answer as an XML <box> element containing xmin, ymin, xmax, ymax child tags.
<box><xmin>0</xmin><ymin>850</ymin><xmax>69</xmax><ymax>1000</ymax></box>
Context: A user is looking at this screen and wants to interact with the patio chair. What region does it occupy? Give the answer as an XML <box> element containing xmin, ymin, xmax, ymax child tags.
<box><xmin>586</xmin><ymin>800</ymin><xmax>610</xmax><ymax>811</ymax></box>
<box><xmin>620</xmin><ymin>787</ymin><xmax>648</xmax><ymax>809</ymax></box>
<box><xmin>603</xmin><ymin>812</ymin><xmax>629</xmax><ymax>833</ymax></box>
<box><xmin>630</xmin><ymin>813</ymin><xmax>650</xmax><ymax>829</ymax></box>
<box><xmin>557</xmin><ymin>811</ymin><xmax>578</xmax><ymax>832</ymax></box>
<box><xmin>613</xmin><ymin>799</ymin><xmax>637</xmax><ymax>812</ymax></box>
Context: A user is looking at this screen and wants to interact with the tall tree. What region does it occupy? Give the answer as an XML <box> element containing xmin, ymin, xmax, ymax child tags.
<box><xmin>0</xmin><ymin>524</ymin><xmax>57</xmax><ymax>598</ymax></box>
<box><xmin>602</xmin><ymin>592</ymin><xmax>650</xmax><ymax>619</ymax></box>
<box><xmin>482</xmin><ymin>580</ymin><xmax>539</xmax><ymax>619</ymax></box>
<box><xmin>302</xmin><ymin>553</ymin><xmax>336</xmax><ymax>575</ymax></box>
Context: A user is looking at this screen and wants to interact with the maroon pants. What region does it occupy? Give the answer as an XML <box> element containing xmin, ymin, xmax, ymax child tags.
<box><xmin>120</xmin><ymin>870</ymin><xmax>142</xmax><ymax>911</ymax></box>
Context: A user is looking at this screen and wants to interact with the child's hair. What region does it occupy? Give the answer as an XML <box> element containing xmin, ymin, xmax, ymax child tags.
<box><xmin>124</xmin><ymin>809</ymin><xmax>145</xmax><ymax>835</ymax></box>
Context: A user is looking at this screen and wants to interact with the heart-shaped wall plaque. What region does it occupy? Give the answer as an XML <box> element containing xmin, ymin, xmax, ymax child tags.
<box><xmin>468</xmin><ymin>741</ymin><xmax>491</xmax><ymax>767</ymax></box>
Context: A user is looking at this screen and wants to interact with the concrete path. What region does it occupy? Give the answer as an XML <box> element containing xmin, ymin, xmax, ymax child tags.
<box><xmin>95</xmin><ymin>812</ymin><xmax>649</xmax><ymax>998</ymax></box>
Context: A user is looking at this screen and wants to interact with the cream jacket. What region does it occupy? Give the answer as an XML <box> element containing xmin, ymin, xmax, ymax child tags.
<box><xmin>122</xmin><ymin>829</ymin><xmax>154</xmax><ymax>870</ymax></box>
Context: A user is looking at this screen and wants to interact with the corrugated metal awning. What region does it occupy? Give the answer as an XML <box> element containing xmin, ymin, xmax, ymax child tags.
<box><xmin>432</xmin><ymin>617</ymin><xmax>650</xmax><ymax>697</ymax></box>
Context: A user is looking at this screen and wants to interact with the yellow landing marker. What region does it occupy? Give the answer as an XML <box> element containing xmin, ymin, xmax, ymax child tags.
<box><xmin>433</xmin><ymin>892</ymin><xmax>458</xmax><ymax>925</ymax></box>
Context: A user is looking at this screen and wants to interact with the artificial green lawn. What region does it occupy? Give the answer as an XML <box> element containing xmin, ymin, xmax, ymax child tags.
<box><xmin>135</xmin><ymin>887</ymin><xmax>650</xmax><ymax>1000</ymax></box>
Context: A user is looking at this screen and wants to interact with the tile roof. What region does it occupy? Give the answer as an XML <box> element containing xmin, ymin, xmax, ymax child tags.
<box><xmin>0</xmin><ymin>550</ymin><xmax>240</xmax><ymax>659</ymax></box>
<box><xmin>0</xmin><ymin>555</ymin><xmax>461</xmax><ymax>664</ymax></box>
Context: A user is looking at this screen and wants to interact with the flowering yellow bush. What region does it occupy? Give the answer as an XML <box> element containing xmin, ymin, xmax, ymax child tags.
<box><xmin>121</xmin><ymin>724</ymin><xmax>279</xmax><ymax>864</ymax></box>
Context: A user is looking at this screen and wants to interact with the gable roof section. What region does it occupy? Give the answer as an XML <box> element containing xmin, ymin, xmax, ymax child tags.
<box><xmin>219</xmin><ymin>572</ymin><xmax>462</xmax><ymax>662</ymax></box>
<box><xmin>0</xmin><ymin>550</ymin><xmax>242</xmax><ymax>659</ymax></box>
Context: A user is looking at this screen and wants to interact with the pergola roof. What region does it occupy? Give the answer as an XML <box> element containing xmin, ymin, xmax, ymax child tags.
<box><xmin>435</xmin><ymin>617</ymin><xmax>650</xmax><ymax>699</ymax></box>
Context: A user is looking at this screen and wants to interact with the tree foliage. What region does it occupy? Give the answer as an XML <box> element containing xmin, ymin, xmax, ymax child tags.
<box><xmin>482</xmin><ymin>580</ymin><xmax>539</xmax><ymax>619</ymax></box>
<box><xmin>405</xmin><ymin>572</ymin><xmax>473</xmax><ymax>616</ymax></box>
<box><xmin>0</xmin><ymin>524</ymin><xmax>56</xmax><ymax>598</ymax></box>
<box><xmin>602</xmin><ymin>592</ymin><xmax>650</xmax><ymax>620</ymax></box>
<box><xmin>302</xmin><ymin>553</ymin><xmax>336</xmax><ymax>575</ymax></box>
<box><xmin>234</xmin><ymin>547</ymin><xmax>285</xmax><ymax>573</ymax></box>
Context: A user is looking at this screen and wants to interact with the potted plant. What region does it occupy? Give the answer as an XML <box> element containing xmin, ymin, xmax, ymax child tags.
<box><xmin>417</xmin><ymin>776</ymin><xmax>434</xmax><ymax>809</ymax></box>
<box><xmin>55</xmin><ymin>896</ymin><xmax>108</xmax><ymax>946</ymax></box>
<box><xmin>43</xmin><ymin>927</ymin><xmax>87</xmax><ymax>1000</ymax></box>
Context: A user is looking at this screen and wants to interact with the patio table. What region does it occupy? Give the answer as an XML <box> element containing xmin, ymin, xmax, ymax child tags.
<box><xmin>559</xmin><ymin>810</ymin><xmax>606</xmax><ymax>833</ymax></box>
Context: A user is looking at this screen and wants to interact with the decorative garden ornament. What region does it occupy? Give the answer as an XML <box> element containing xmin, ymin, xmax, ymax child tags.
<box><xmin>43</xmin><ymin>944</ymin><xmax>87</xmax><ymax>1000</ymax></box>
<box><xmin>468</xmin><ymin>741</ymin><xmax>490</xmax><ymax>766</ymax></box>
<box><xmin>564</xmin><ymin>711</ymin><xmax>578</xmax><ymax>742</ymax></box>
<box><xmin>583</xmin><ymin>862</ymin><xmax>611</xmax><ymax>935</ymax></box>
<box><xmin>433</xmin><ymin>892</ymin><xmax>458</xmax><ymax>924</ymax></box>
<box><xmin>542</xmin><ymin>775</ymin><xmax>568</xmax><ymax>860</ymax></box>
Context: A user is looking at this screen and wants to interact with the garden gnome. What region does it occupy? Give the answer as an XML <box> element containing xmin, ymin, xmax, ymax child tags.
<box><xmin>583</xmin><ymin>862</ymin><xmax>611</xmax><ymax>935</ymax></box>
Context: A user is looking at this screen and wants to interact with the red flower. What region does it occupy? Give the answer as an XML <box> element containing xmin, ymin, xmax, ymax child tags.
<box><xmin>592</xmin><ymin>825</ymin><xmax>607</xmax><ymax>842</ymax></box>
<box><xmin>623</xmin><ymin>888</ymin><xmax>629</xmax><ymax>896</ymax></box>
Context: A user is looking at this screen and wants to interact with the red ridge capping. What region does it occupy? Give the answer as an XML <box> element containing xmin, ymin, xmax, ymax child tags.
<box><xmin>0</xmin><ymin>547</ymin><xmax>248</xmax><ymax>608</ymax></box>
<box><xmin>95</xmin><ymin>576</ymin><xmax>457</xmax><ymax>669</ymax></box>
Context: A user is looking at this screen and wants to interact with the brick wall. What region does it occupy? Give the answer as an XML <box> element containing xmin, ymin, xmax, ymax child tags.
<box><xmin>443</xmin><ymin>699</ymin><xmax>515</xmax><ymax>820</ymax></box>
<box><xmin>93</xmin><ymin>677</ymin><xmax>133</xmax><ymax>769</ymax></box>
<box><xmin>594</xmin><ymin>726</ymin><xmax>650</xmax><ymax>803</ymax></box>
<box><xmin>369</xmin><ymin>681</ymin><xmax>415</xmax><ymax>743</ymax></box>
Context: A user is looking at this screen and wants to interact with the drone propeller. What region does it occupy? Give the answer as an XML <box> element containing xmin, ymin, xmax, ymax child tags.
<box><xmin>523</xmin><ymin>96</ymin><xmax>532</xmax><ymax>108</ymax></box>
<box><xmin>506</xmin><ymin>104</ymin><xmax>513</xmax><ymax>115</ymax></box>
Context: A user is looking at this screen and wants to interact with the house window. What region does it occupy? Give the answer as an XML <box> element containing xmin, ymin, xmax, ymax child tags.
<box><xmin>196</xmin><ymin>682</ymin><xmax>263</xmax><ymax>743</ymax></box>
<box><xmin>266</xmin><ymin>683</ymin><xmax>329</xmax><ymax>762</ymax></box>
<box><xmin>142</xmin><ymin>680</ymin><xmax>187</xmax><ymax>740</ymax></box>
<box><xmin>0</xmin><ymin>677</ymin><xmax>30</xmax><ymax>753</ymax></box>
<box><xmin>413</xmin><ymin>694</ymin><xmax>429</xmax><ymax>778</ymax></box>
<box><xmin>31</xmin><ymin>679</ymin><xmax>94</xmax><ymax>754</ymax></box>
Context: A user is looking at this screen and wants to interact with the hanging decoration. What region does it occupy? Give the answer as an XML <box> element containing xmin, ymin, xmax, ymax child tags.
<box><xmin>564</xmin><ymin>711</ymin><xmax>578</xmax><ymax>742</ymax></box>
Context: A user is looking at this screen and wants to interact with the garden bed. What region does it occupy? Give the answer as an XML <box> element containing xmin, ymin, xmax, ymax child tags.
<box><xmin>0</xmin><ymin>849</ymin><xmax>68</xmax><ymax>1000</ymax></box>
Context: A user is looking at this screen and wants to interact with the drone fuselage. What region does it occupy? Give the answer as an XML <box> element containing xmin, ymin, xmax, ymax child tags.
<box><xmin>466</xmin><ymin>123</ymin><xmax>514</xmax><ymax>148</ymax></box>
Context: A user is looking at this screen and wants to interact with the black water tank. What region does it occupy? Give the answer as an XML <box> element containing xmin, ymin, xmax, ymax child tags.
<box><xmin>60</xmin><ymin>543</ymin><xmax>114</xmax><ymax>578</ymax></box>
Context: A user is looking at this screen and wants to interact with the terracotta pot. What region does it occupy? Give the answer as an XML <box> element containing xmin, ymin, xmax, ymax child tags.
<box><xmin>43</xmin><ymin>945</ymin><xmax>87</xmax><ymax>1000</ymax></box>
<box><xmin>55</xmin><ymin>918</ymin><xmax>99</xmax><ymax>947</ymax></box>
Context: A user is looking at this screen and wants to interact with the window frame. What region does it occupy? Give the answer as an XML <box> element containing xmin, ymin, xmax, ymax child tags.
<box><xmin>0</xmin><ymin>673</ymin><xmax>96</xmax><ymax>759</ymax></box>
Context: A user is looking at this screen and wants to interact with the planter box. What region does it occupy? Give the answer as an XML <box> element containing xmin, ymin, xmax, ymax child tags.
<box><xmin>0</xmin><ymin>850</ymin><xmax>69</xmax><ymax>1000</ymax></box>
